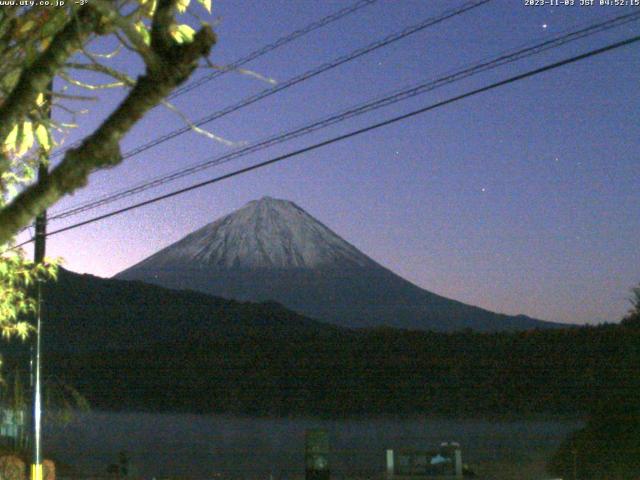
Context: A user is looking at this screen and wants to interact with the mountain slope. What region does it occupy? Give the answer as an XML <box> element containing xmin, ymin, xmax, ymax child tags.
<box><xmin>37</xmin><ymin>268</ymin><xmax>339</xmax><ymax>354</ymax></box>
<box><xmin>121</xmin><ymin>196</ymin><xmax>375</xmax><ymax>271</ymax></box>
<box><xmin>116</xmin><ymin>197</ymin><xmax>562</xmax><ymax>332</ymax></box>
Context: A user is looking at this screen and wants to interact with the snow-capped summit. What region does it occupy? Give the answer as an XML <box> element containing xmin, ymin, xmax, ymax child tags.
<box><xmin>124</xmin><ymin>196</ymin><xmax>375</xmax><ymax>271</ymax></box>
<box><xmin>116</xmin><ymin>197</ymin><xmax>561</xmax><ymax>332</ymax></box>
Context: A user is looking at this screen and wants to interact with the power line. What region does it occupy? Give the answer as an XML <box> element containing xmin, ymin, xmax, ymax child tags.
<box><xmin>50</xmin><ymin>0</ymin><xmax>379</xmax><ymax>159</ymax></box>
<box><xmin>47</xmin><ymin>0</ymin><xmax>493</xmax><ymax>218</ymax></box>
<box><xmin>95</xmin><ymin>1</ymin><xmax>493</xmax><ymax>160</ymax></box>
<box><xmin>48</xmin><ymin>10</ymin><xmax>640</xmax><ymax>221</ymax></box>
<box><xmin>16</xmin><ymin>0</ymin><xmax>490</xmax><ymax>238</ymax></box>
<box><xmin>168</xmin><ymin>0</ymin><xmax>378</xmax><ymax>99</ymax></box>
<box><xmin>14</xmin><ymin>34</ymin><xmax>639</xmax><ymax>248</ymax></box>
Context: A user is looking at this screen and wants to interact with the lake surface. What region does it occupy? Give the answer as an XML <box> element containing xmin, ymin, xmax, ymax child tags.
<box><xmin>43</xmin><ymin>412</ymin><xmax>581</xmax><ymax>479</ymax></box>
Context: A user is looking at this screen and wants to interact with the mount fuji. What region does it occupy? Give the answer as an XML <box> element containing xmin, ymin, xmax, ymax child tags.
<box><xmin>116</xmin><ymin>197</ymin><xmax>561</xmax><ymax>331</ymax></box>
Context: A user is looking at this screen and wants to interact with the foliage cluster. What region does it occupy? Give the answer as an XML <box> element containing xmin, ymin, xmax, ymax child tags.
<box><xmin>0</xmin><ymin>0</ymin><xmax>215</xmax><ymax>348</ymax></box>
<box><xmin>0</xmin><ymin>250</ymin><xmax>56</xmax><ymax>341</ymax></box>
<box><xmin>620</xmin><ymin>285</ymin><xmax>640</xmax><ymax>328</ymax></box>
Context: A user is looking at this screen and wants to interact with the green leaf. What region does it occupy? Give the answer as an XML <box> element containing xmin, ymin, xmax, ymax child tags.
<box><xmin>19</xmin><ymin>20</ymin><xmax>35</xmax><ymax>34</ymax></box>
<box><xmin>139</xmin><ymin>0</ymin><xmax>157</xmax><ymax>17</ymax></box>
<box><xmin>171</xmin><ymin>24</ymin><xmax>195</xmax><ymax>44</ymax></box>
<box><xmin>15</xmin><ymin>322</ymin><xmax>31</xmax><ymax>340</ymax></box>
<box><xmin>177</xmin><ymin>0</ymin><xmax>190</xmax><ymax>13</ymax></box>
<box><xmin>134</xmin><ymin>21</ymin><xmax>151</xmax><ymax>46</ymax></box>
<box><xmin>16</xmin><ymin>121</ymin><xmax>34</xmax><ymax>156</ymax></box>
<box><xmin>1</xmin><ymin>68</ymin><xmax>21</xmax><ymax>92</ymax></box>
<box><xmin>197</xmin><ymin>0</ymin><xmax>211</xmax><ymax>13</ymax></box>
<box><xmin>22</xmin><ymin>164</ymin><xmax>36</xmax><ymax>182</ymax></box>
<box><xmin>35</xmin><ymin>124</ymin><xmax>51</xmax><ymax>152</ymax></box>
<box><xmin>4</xmin><ymin>124</ymin><xmax>18</xmax><ymax>149</ymax></box>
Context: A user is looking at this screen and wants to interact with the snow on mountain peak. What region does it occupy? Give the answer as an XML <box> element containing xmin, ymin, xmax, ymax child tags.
<box><xmin>129</xmin><ymin>197</ymin><xmax>376</xmax><ymax>271</ymax></box>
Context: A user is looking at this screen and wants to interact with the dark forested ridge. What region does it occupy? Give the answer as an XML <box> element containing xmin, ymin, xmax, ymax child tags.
<box><xmin>4</xmin><ymin>269</ymin><xmax>637</xmax><ymax>419</ymax></box>
<box><xmin>42</xmin><ymin>322</ymin><xmax>639</xmax><ymax>418</ymax></box>
<box><xmin>37</xmin><ymin>269</ymin><xmax>341</xmax><ymax>353</ymax></box>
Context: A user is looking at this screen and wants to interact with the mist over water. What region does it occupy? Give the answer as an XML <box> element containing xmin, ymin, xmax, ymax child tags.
<box><xmin>43</xmin><ymin>412</ymin><xmax>581</xmax><ymax>479</ymax></box>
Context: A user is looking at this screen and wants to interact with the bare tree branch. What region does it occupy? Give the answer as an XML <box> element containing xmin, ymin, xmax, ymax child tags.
<box><xmin>90</xmin><ymin>0</ymin><xmax>160</xmax><ymax>70</ymax></box>
<box><xmin>0</xmin><ymin>7</ymin><xmax>99</xmax><ymax>159</ymax></box>
<box><xmin>0</xmin><ymin>15</ymin><xmax>216</xmax><ymax>244</ymax></box>
<box><xmin>161</xmin><ymin>98</ymin><xmax>235</xmax><ymax>146</ymax></box>
<box><xmin>83</xmin><ymin>43</ymin><xmax>124</xmax><ymax>60</ymax></box>
<box><xmin>59</xmin><ymin>71</ymin><xmax>126</xmax><ymax>90</ymax></box>
<box><xmin>65</xmin><ymin>61</ymin><xmax>136</xmax><ymax>87</ymax></box>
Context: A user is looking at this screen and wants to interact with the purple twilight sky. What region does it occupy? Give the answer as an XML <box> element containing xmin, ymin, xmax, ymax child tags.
<box><xmin>20</xmin><ymin>0</ymin><xmax>640</xmax><ymax>326</ymax></box>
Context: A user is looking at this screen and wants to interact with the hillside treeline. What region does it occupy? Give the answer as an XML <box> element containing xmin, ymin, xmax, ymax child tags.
<box><xmin>45</xmin><ymin>322</ymin><xmax>639</xmax><ymax>418</ymax></box>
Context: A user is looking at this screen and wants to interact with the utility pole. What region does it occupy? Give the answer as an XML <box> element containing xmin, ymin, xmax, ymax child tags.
<box><xmin>31</xmin><ymin>181</ymin><xmax>45</xmax><ymax>480</ymax></box>
<box><xmin>31</xmin><ymin>83</ymin><xmax>52</xmax><ymax>480</ymax></box>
